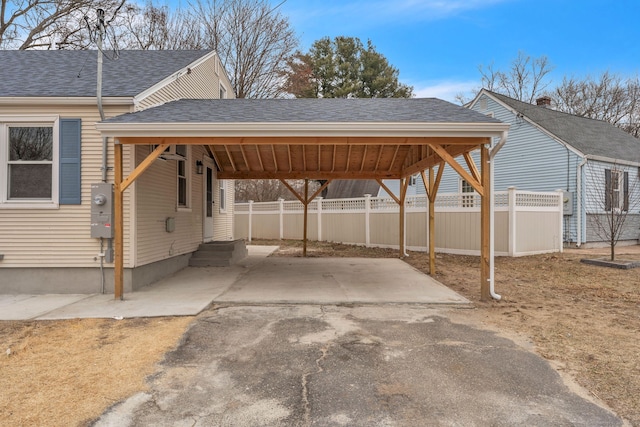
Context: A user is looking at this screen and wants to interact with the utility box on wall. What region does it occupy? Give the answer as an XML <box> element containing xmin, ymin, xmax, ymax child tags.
<box><xmin>563</xmin><ymin>191</ymin><xmax>574</xmax><ymax>215</ymax></box>
<box><xmin>91</xmin><ymin>183</ymin><xmax>114</xmax><ymax>238</ymax></box>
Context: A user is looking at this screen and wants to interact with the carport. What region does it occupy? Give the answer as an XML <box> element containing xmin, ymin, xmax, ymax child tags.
<box><xmin>96</xmin><ymin>98</ymin><xmax>509</xmax><ymax>302</ymax></box>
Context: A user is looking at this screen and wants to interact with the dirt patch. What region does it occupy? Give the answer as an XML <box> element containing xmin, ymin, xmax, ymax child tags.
<box><xmin>260</xmin><ymin>240</ymin><xmax>640</xmax><ymax>426</ymax></box>
<box><xmin>0</xmin><ymin>316</ymin><xmax>192</xmax><ymax>427</ymax></box>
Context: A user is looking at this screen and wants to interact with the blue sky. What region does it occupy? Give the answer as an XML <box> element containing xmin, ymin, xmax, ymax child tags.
<box><xmin>274</xmin><ymin>0</ymin><xmax>640</xmax><ymax>102</ymax></box>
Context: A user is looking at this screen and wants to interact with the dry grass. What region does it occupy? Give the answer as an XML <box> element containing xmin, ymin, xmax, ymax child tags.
<box><xmin>0</xmin><ymin>316</ymin><xmax>192</xmax><ymax>427</ymax></box>
<box><xmin>260</xmin><ymin>240</ymin><xmax>640</xmax><ymax>425</ymax></box>
<box><xmin>1</xmin><ymin>240</ymin><xmax>638</xmax><ymax>425</ymax></box>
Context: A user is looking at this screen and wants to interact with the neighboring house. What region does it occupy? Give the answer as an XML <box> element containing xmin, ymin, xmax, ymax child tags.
<box><xmin>0</xmin><ymin>50</ymin><xmax>235</xmax><ymax>293</ymax></box>
<box><xmin>325</xmin><ymin>180</ymin><xmax>381</xmax><ymax>199</ymax></box>
<box><xmin>418</xmin><ymin>89</ymin><xmax>640</xmax><ymax>246</ymax></box>
<box><xmin>325</xmin><ymin>178</ymin><xmax>417</xmax><ymax>199</ymax></box>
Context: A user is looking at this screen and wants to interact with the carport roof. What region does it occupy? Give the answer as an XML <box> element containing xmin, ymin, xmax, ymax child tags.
<box><xmin>102</xmin><ymin>98</ymin><xmax>502</xmax><ymax>125</ymax></box>
<box><xmin>98</xmin><ymin>98</ymin><xmax>509</xmax><ymax>180</ymax></box>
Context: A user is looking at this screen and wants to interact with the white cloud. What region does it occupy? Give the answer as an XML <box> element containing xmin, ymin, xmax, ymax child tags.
<box><xmin>411</xmin><ymin>80</ymin><xmax>480</xmax><ymax>103</ymax></box>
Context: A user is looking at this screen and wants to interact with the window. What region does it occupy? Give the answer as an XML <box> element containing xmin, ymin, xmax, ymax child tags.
<box><xmin>461</xmin><ymin>179</ymin><xmax>475</xmax><ymax>207</ymax></box>
<box><xmin>605</xmin><ymin>168</ymin><xmax>628</xmax><ymax>212</ymax></box>
<box><xmin>0</xmin><ymin>117</ymin><xmax>74</xmax><ymax>208</ymax></box>
<box><xmin>219</xmin><ymin>179</ymin><xmax>226</xmax><ymax>212</ymax></box>
<box><xmin>176</xmin><ymin>145</ymin><xmax>190</xmax><ymax>209</ymax></box>
<box><xmin>8</xmin><ymin>126</ymin><xmax>53</xmax><ymax>199</ymax></box>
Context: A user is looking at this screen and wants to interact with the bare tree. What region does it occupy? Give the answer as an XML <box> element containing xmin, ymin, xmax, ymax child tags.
<box><xmin>552</xmin><ymin>72</ymin><xmax>640</xmax><ymax>137</ymax></box>
<box><xmin>195</xmin><ymin>0</ymin><xmax>298</xmax><ymax>98</ymax></box>
<box><xmin>479</xmin><ymin>51</ymin><xmax>554</xmax><ymax>103</ymax></box>
<box><xmin>585</xmin><ymin>162</ymin><xmax>640</xmax><ymax>261</ymax></box>
<box><xmin>115</xmin><ymin>2</ymin><xmax>203</xmax><ymax>50</ymax></box>
<box><xmin>235</xmin><ymin>179</ymin><xmax>319</xmax><ymax>202</ymax></box>
<box><xmin>0</xmin><ymin>0</ymin><xmax>125</xmax><ymax>49</ymax></box>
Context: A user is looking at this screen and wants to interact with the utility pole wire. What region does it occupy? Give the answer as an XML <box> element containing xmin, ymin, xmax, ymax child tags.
<box><xmin>269</xmin><ymin>0</ymin><xmax>287</xmax><ymax>14</ymax></box>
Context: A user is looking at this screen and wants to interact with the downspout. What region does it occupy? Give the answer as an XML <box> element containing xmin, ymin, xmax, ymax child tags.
<box><xmin>488</xmin><ymin>130</ymin><xmax>508</xmax><ymax>300</ymax></box>
<box><xmin>576</xmin><ymin>156</ymin><xmax>588</xmax><ymax>246</ymax></box>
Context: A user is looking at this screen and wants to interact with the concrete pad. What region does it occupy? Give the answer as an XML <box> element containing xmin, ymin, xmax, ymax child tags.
<box><xmin>34</xmin><ymin>254</ymin><xmax>266</xmax><ymax>320</ymax></box>
<box><xmin>1</xmin><ymin>246</ymin><xmax>468</xmax><ymax>320</ymax></box>
<box><xmin>215</xmin><ymin>257</ymin><xmax>469</xmax><ymax>305</ymax></box>
<box><xmin>0</xmin><ymin>294</ymin><xmax>92</xmax><ymax>320</ymax></box>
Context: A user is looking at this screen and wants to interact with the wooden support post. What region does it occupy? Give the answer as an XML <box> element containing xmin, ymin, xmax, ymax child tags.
<box><xmin>480</xmin><ymin>145</ymin><xmax>491</xmax><ymax>301</ymax></box>
<box><xmin>114</xmin><ymin>142</ymin><xmax>124</xmax><ymax>300</ymax></box>
<box><xmin>303</xmin><ymin>179</ymin><xmax>309</xmax><ymax>257</ymax></box>
<box><xmin>428</xmin><ymin>167</ymin><xmax>436</xmax><ymax>275</ymax></box>
<box><xmin>399</xmin><ymin>177</ymin><xmax>408</xmax><ymax>259</ymax></box>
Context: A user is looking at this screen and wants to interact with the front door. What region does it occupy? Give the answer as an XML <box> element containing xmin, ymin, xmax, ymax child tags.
<box><xmin>203</xmin><ymin>158</ymin><xmax>215</xmax><ymax>242</ymax></box>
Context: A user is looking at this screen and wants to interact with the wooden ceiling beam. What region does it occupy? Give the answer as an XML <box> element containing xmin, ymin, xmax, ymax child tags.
<box><xmin>217</xmin><ymin>170</ymin><xmax>400</xmax><ymax>180</ymax></box>
<box><xmin>331</xmin><ymin>145</ymin><xmax>337</xmax><ymax>172</ymax></box>
<box><xmin>223</xmin><ymin>145</ymin><xmax>237</xmax><ymax>171</ymax></box>
<box><xmin>374</xmin><ymin>145</ymin><xmax>384</xmax><ymax>171</ymax></box>
<box><xmin>388</xmin><ymin>145</ymin><xmax>400</xmax><ymax>172</ymax></box>
<box><xmin>208</xmin><ymin>145</ymin><xmax>224</xmax><ymax>172</ymax></box>
<box><xmin>239</xmin><ymin>144</ymin><xmax>250</xmax><ymax>171</ymax></box>
<box><xmin>271</xmin><ymin>145</ymin><xmax>278</xmax><ymax>172</ymax></box>
<box><xmin>255</xmin><ymin>145</ymin><xmax>265</xmax><ymax>170</ymax></box>
<box><xmin>360</xmin><ymin>145</ymin><xmax>368</xmax><ymax>172</ymax></box>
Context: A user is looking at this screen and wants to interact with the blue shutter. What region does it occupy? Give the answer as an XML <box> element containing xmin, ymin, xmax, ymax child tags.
<box><xmin>59</xmin><ymin>119</ymin><xmax>82</xmax><ymax>204</ymax></box>
<box><xmin>623</xmin><ymin>171</ymin><xmax>629</xmax><ymax>212</ymax></box>
<box><xmin>604</xmin><ymin>169</ymin><xmax>611</xmax><ymax>212</ymax></box>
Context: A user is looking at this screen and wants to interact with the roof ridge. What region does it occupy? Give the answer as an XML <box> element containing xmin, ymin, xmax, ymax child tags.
<box><xmin>486</xmin><ymin>89</ymin><xmax>631</xmax><ymax>126</ymax></box>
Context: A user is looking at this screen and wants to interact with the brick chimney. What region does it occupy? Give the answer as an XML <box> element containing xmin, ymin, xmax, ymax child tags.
<box><xmin>536</xmin><ymin>96</ymin><xmax>552</xmax><ymax>107</ymax></box>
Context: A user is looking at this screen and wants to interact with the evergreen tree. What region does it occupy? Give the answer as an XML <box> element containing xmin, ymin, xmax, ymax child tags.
<box><xmin>284</xmin><ymin>36</ymin><xmax>413</xmax><ymax>98</ymax></box>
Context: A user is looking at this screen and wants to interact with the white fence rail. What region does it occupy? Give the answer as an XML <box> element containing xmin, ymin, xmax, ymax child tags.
<box><xmin>234</xmin><ymin>188</ymin><xmax>564</xmax><ymax>257</ymax></box>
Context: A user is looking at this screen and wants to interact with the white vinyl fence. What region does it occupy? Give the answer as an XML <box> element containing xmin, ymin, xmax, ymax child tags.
<box><xmin>235</xmin><ymin>187</ymin><xmax>564</xmax><ymax>257</ymax></box>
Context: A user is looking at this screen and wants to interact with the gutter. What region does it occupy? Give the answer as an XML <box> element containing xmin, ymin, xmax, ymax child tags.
<box><xmin>488</xmin><ymin>130</ymin><xmax>509</xmax><ymax>300</ymax></box>
<box><xmin>95</xmin><ymin>121</ymin><xmax>510</xmax><ymax>139</ymax></box>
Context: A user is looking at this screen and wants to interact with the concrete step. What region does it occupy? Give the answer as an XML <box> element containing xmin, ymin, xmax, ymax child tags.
<box><xmin>197</xmin><ymin>242</ymin><xmax>238</xmax><ymax>252</ymax></box>
<box><xmin>189</xmin><ymin>239</ymin><xmax>247</xmax><ymax>268</ymax></box>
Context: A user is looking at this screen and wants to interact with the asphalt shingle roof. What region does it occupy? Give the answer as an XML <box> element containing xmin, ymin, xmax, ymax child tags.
<box><xmin>325</xmin><ymin>180</ymin><xmax>381</xmax><ymax>199</ymax></box>
<box><xmin>0</xmin><ymin>50</ymin><xmax>211</xmax><ymax>97</ymax></box>
<box><xmin>488</xmin><ymin>91</ymin><xmax>640</xmax><ymax>162</ymax></box>
<box><xmin>103</xmin><ymin>98</ymin><xmax>504</xmax><ymax>124</ymax></box>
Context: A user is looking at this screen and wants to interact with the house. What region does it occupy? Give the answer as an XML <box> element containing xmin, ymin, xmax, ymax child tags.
<box><xmin>325</xmin><ymin>178</ymin><xmax>419</xmax><ymax>199</ymax></box>
<box><xmin>0</xmin><ymin>50</ymin><xmax>236</xmax><ymax>294</ymax></box>
<box><xmin>418</xmin><ymin>89</ymin><xmax>640</xmax><ymax>247</ymax></box>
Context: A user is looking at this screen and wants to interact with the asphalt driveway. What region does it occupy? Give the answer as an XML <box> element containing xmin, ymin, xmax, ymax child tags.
<box><xmin>93</xmin><ymin>304</ymin><xmax>623</xmax><ymax>427</ymax></box>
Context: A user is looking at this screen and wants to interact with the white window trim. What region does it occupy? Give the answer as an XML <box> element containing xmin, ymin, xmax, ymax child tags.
<box><xmin>219</xmin><ymin>84</ymin><xmax>227</xmax><ymax>99</ymax></box>
<box><xmin>219</xmin><ymin>179</ymin><xmax>227</xmax><ymax>213</ymax></box>
<box><xmin>0</xmin><ymin>115</ymin><xmax>59</xmax><ymax>209</ymax></box>
<box><xmin>610</xmin><ymin>168</ymin><xmax>624</xmax><ymax>211</ymax></box>
<box><xmin>176</xmin><ymin>145</ymin><xmax>192</xmax><ymax>212</ymax></box>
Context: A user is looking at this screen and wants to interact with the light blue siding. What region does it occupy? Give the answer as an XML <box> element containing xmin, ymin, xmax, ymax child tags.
<box><xmin>417</xmin><ymin>93</ymin><xmax>584</xmax><ymax>243</ymax></box>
